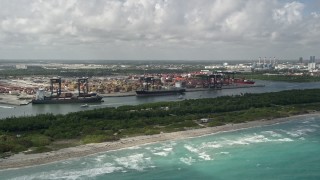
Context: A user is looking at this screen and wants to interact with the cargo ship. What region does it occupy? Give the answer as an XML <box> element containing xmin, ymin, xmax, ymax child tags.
<box><xmin>233</xmin><ymin>78</ymin><xmax>255</xmax><ymax>85</ymax></box>
<box><xmin>32</xmin><ymin>93</ymin><xmax>103</xmax><ymax>104</ymax></box>
<box><xmin>32</xmin><ymin>78</ymin><xmax>103</xmax><ymax>104</ymax></box>
<box><xmin>136</xmin><ymin>88</ymin><xmax>186</xmax><ymax>96</ymax></box>
<box><xmin>136</xmin><ymin>76</ymin><xmax>186</xmax><ymax>96</ymax></box>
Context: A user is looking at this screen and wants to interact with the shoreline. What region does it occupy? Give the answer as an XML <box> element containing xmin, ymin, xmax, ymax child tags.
<box><xmin>0</xmin><ymin>112</ymin><xmax>317</xmax><ymax>170</ymax></box>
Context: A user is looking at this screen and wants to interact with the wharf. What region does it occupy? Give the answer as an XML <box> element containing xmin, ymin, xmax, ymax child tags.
<box><xmin>0</xmin><ymin>94</ymin><xmax>31</xmax><ymax>106</ymax></box>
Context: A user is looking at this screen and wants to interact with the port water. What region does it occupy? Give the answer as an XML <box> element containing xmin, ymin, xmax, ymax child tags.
<box><xmin>1</xmin><ymin>80</ymin><xmax>320</xmax><ymax>119</ymax></box>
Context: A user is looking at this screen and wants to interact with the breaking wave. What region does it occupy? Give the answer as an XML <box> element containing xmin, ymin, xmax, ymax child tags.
<box><xmin>180</xmin><ymin>157</ymin><xmax>196</xmax><ymax>165</ymax></box>
<box><xmin>115</xmin><ymin>153</ymin><xmax>152</xmax><ymax>171</ymax></box>
<box><xmin>11</xmin><ymin>164</ymin><xmax>123</xmax><ymax>180</ymax></box>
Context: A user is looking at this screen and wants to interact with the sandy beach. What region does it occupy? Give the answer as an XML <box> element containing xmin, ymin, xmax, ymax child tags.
<box><xmin>0</xmin><ymin>113</ymin><xmax>316</xmax><ymax>170</ymax></box>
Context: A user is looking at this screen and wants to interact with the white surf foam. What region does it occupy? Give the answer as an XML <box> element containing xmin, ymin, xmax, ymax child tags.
<box><xmin>200</xmin><ymin>141</ymin><xmax>223</xmax><ymax>149</ymax></box>
<box><xmin>227</xmin><ymin>131</ymin><xmax>294</xmax><ymax>146</ymax></box>
<box><xmin>284</xmin><ymin>128</ymin><xmax>316</xmax><ymax>137</ymax></box>
<box><xmin>302</xmin><ymin>117</ymin><xmax>315</xmax><ymax>124</ymax></box>
<box><xmin>150</xmin><ymin>143</ymin><xmax>174</xmax><ymax>152</ymax></box>
<box><xmin>184</xmin><ymin>144</ymin><xmax>212</xmax><ymax>161</ymax></box>
<box><xmin>198</xmin><ymin>152</ymin><xmax>211</xmax><ymax>161</ymax></box>
<box><xmin>276</xmin><ymin>138</ymin><xmax>294</xmax><ymax>142</ymax></box>
<box><xmin>227</xmin><ymin>134</ymin><xmax>270</xmax><ymax>145</ymax></box>
<box><xmin>13</xmin><ymin>165</ymin><xmax>123</xmax><ymax>180</ymax></box>
<box><xmin>184</xmin><ymin>144</ymin><xmax>199</xmax><ymax>153</ymax></box>
<box><xmin>150</xmin><ymin>143</ymin><xmax>174</xmax><ymax>157</ymax></box>
<box><xmin>94</xmin><ymin>154</ymin><xmax>106</xmax><ymax>162</ymax></box>
<box><xmin>153</xmin><ymin>151</ymin><xmax>170</xmax><ymax>156</ymax></box>
<box><xmin>218</xmin><ymin>152</ymin><xmax>230</xmax><ymax>155</ymax></box>
<box><xmin>115</xmin><ymin>153</ymin><xmax>152</xmax><ymax>171</ymax></box>
<box><xmin>226</xmin><ymin>133</ymin><xmax>294</xmax><ymax>146</ymax></box>
<box><xmin>163</xmin><ymin>147</ymin><xmax>173</xmax><ymax>152</ymax></box>
<box><xmin>227</xmin><ymin>140</ymin><xmax>250</xmax><ymax>145</ymax></box>
<box><xmin>310</xmin><ymin>124</ymin><xmax>320</xmax><ymax>128</ymax></box>
<box><xmin>127</xmin><ymin>146</ymin><xmax>141</xmax><ymax>150</ymax></box>
<box><xmin>152</xmin><ymin>146</ymin><xmax>174</xmax><ymax>156</ymax></box>
<box><xmin>180</xmin><ymin>157</ymin><xmax>195</xmax><ymax>165</ymax></box>
<box><xmin>262</xmin><ymin>131</ymin><xmax>283</xmax><ymax>138</ymax></box>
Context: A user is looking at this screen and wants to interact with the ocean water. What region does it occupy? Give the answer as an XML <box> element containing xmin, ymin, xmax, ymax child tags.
<box><xmin>1</xmin><ymin>115</ymin><xmax>320</xmax><ymax>180</ymax></box>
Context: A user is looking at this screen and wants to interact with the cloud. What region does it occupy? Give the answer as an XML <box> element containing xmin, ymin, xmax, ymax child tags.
<box><xmin>0</xmin><ymin>0</ymin><xmax>319</xmax><ymax>60</ymax></box>
<box><xmin>273</xmin><ymin>1</ymin><xmax>304</xmax><ymax>25</ymax></box>
<box><xmin>311</xmin><ymin>12</ymin><xmax>320</xmax><ymax>18</ymax></box>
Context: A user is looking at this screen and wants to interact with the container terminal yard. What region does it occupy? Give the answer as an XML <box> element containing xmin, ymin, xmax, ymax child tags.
<box><xmin>0</xmin><ymin>71</ymin><xmax>262</xmax><ymax>105</ymax></box>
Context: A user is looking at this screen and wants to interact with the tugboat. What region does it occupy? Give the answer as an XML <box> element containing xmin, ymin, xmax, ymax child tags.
<box><xmin>32</xmin><ymin>78</ymin><xmax>103</xmax><ymax>104</ymax></box>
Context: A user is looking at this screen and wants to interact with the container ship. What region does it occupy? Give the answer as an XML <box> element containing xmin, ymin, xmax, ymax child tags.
<box><xmin>32</xmin><ymin>93</ymin><xmax>103</xmax><ymax>104</ymax></box>
<box><xmin>233</xmin><ymin>78</ymin><xmax>255</xmax><ymax>85</ymax></box>
<box><xmin>136</xmin><ymin>88</ymin><xmax>186</xmax><ymax>96</ymax></box>
<box><xmin>32</xmin><ymin>78</ymin><xmax>103</xmax><ymax>104</ymax></box>
<box><xmin>136</xmin><ymin>76</ymin><xmax>185</xmax><ymax>96</ymax></box>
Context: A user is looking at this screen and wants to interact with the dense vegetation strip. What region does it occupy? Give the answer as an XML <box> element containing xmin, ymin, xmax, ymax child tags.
<box><xmin>237</xmin><ymin>73</ymin><xmax>320</xmax><ymax>82</ymax></box>
<box><xmin>1</xmin><ymin>89</ymin><xmax>320</xmax><ymax>156</ymax></box>
<box><xmin>0</xmin><ymin>67</ymin><xmax>195</xmax><ymax>77</ymax></box>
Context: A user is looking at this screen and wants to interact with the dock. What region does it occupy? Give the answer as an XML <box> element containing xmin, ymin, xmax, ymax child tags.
<box><xmin>0</xmin><ymin>94</ymin><xmax>32</xmax><ymax>106</ymax></box>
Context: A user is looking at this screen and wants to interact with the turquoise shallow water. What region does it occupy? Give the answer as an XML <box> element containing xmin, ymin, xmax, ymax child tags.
<box><xmin>1</xmin><ymin>115</ymin><xmax>320</xmax><ymax>180</ymax></box>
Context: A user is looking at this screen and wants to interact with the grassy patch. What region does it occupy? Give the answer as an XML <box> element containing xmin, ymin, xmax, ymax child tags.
<box><xmin>26</xmin><ymin>146</ymin><xmax>53</xmax><ymax>154</ymax></box>
<box><xmin>81</xmin><ymin>135</ymin><xmax>119</xmax><ymax>144</ymax></box>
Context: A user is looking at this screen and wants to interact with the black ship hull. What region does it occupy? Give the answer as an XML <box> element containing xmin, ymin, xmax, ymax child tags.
<box><xmin>32</xmin><ymin>96</ymin><xmax>103</xmax><ymax>104</ymax></box>
<box><xmin>136</xmin><ymin>89</ymin><xmax>186</xmax><ymax>96</ymax></box>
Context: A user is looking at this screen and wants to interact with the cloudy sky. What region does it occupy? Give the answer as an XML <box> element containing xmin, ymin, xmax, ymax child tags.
<box><xmin>0</xmin><ymin>0</ymin><xmax>319</xmax><ymax>61</ymax></box>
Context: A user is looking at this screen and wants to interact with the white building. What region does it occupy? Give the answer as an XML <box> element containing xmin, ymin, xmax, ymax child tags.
<box><xmin>308</xmin><ymin>63</ymin><xmax>316</xmax><ymax>71</ymax></box>
<box><xmin>16</xmin><ymin>64</ymin><xmax>27</xmax><ymax>69</ymax></box>
<box><xmin>308</xmin><ymin>56</ymin><xmax>316</xmax><ymax>71</ymax></box>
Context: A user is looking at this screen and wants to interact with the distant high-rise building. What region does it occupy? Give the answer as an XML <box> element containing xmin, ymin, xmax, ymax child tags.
<box><xmin>259</xmin><ymin>57</ymin><xmax>261</xmax><ymax>64</ymax></box>
<box><xmin>310</xmin><ymin>56</ymin><xmax>315</xmax><ymax>63</ymax></box>
<box><xmin>299</xmin><ymin>57</ymin><xmax>303</xmax><ymax>63</ymax></box>
<box><xmin>308</xmin><ymin>56</ymin><xmax>316</xmax><ymax>71</ymax></box>
<box><xmin>269</xmin><ymin>57</ymin><xmax>272</xmax><ymax>64</ymax></box>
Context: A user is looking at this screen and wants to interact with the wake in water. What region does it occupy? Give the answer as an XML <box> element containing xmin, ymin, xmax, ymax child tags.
<box><xmin>0</xmin><ymin>105</ymin><xmax>15</xmax><ymax>109</ymax></box>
